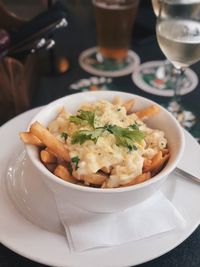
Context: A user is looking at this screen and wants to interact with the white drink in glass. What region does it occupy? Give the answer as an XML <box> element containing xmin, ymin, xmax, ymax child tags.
<box><xmin>155</xmin><ymin>0</ymin><xmax>200</xmax><ymax>128</ymax></box>
<box><xmin>152</xmin><ymin>0</ymin><xmax>161</xmax><ymax>16</ymax></box>
<box><xmin>157</xmin><ymin>19</ymin><xmax>200</xmax><ymax>69</ymax></box>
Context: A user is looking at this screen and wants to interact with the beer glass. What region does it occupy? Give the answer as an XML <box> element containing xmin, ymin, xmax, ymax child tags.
<box><xmin>156</xmin><ymin>0</ymin><xmax>200</xmax><ymax>128</ymax></box>
<box><xmin>93</xmin><ymin>0</ymin><xmax>139</xmax><ymax>69</ymax></box>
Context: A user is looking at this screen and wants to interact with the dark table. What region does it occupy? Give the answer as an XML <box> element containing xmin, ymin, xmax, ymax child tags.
<box><xmin>1</xmin><ymin>1</ymin><xmax>200</xmax><ymax>266</ymax></box>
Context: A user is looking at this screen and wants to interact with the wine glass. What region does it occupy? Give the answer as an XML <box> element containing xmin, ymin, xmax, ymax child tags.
<box><xmin>156</xmin><ymin>0</ymin><xmax>200</xmax><ymax>128</ymax></box>
<box><xmin>132</xmin><ymin>0</ymin><xmax>198</xmax><ymax>105</ymax></box>
<box><xmin>151</xmin><ymin>0</ymin><xmax>175</xmax><ymax>89</ymax></box>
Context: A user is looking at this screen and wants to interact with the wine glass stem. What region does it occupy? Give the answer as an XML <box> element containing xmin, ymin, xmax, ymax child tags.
<box><xmin>170</xmin><ymin>68</ymin><xmax>184</xmax><ymax>110</ymax></box>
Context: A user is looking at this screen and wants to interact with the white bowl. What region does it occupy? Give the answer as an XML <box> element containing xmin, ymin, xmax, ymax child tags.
<box><xmin>26</xmin><ymin>91</ymin><xmax>185</xmax><ymax>213</ymax></box>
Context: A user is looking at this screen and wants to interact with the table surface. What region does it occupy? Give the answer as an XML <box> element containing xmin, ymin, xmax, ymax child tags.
<box><xmin>1</xmin><ymin>1</ymin><xmax>200</xmax><ymax>266</ymax></box>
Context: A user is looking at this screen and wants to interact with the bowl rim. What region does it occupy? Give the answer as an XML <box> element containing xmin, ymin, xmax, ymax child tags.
<box><xmin>26</xmin><ymin>90</ymin><xmax>185</xmax><ymax>193</ymax></box>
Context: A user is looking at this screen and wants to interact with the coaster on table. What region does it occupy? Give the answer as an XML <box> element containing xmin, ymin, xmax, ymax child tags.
<box><xmin>54</xmin><ymin>191</ymin><xmax>186</xmax><ymax>252</ymax></box>
<box><xmin>79</xmin><ymin>47</ymin><xmax>140</xmax><ymax>77</ymax></box>
<box><xmin>132</xmin><ymin>61</ymin><xmax>198</xmax><ymax>97</ymax></box>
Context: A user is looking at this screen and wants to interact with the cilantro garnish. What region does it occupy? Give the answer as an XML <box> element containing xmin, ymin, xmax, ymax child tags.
<box><xmin>71</xmin><ymin>128</ymin><xmax>104</xmax><ymax>145</ymax></box>
<box><xmin>71</xmin><ymin>156</ymin><xmax>80</xmax><ymax>170</ymax></box>
<box><xmin>71</xmin><ymin>123</ymin><xmax>145</xmax><ymax>151</ymax></box>
<box><xmin>66</xmin><ymin>162</ymin><xmax>73</xmax><ymax>175</ymax></box>
<box><xmin>129</xmin><ymin>124</ymin><xmax>139</xmax><ymax>130</ymax></box>
<box><xmin>69</xmin><ymin>110</ymin><xmax>95</xmax><ymax>127</ymax></box>
<box><xmin>105</xmin><ymin>125</ymin><xmax>145</xmax><ymax>150</ymax></box>
<box><xmin>60</xmin><ymin>132</ymin><xmax>68</xmax><ymax>141</ymax></box>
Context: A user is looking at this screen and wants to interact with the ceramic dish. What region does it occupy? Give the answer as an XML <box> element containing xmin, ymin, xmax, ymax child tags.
<box><xmin>0</xmin><ymin>108</ymin><xmax>200</xmax><ymax>267</ymax></box>
<box><xmin>26</xmin><ymin>91</ymin><xmax>184</xmax><ymax>213</ymax></box>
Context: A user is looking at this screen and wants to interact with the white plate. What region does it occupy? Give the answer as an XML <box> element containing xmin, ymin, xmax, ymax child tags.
<box><xmin>0</xmin><ymin>108</ymin><xmax>200</xmax><ymax>267</ymax></box>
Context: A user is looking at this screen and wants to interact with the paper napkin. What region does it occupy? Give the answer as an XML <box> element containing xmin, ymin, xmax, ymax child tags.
<box><xmin>54</xmin><ymin>191</ymin><xmax>186</xmax><ymax>252</ymax></box>
<box><xmin>178</xmin><ymin>131</ymin><xmax>200</xmax><ymax>179</ymax></box>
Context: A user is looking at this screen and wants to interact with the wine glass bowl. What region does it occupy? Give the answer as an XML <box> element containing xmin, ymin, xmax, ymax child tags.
<box><xmin>156</xmin><ymin>0</ymin><xmax>200</xmax><ymax>129</ymax></box>
<box><xmin>152</xmin><ymin>0</ymin><xmax>161</xmax><ymax>17</ymax></box>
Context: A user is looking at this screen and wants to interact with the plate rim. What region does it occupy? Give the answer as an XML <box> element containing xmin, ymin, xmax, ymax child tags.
<box><xmin>0</xmin><ymin>107</ymin><xmax>200</xmax><ymax>267</ymax></box>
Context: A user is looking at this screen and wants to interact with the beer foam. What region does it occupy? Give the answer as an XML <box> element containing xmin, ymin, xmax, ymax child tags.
<box><xmin>93</xmin><ymin>0</ymin><xmax>138</xmax><ymax>10</ymax></box>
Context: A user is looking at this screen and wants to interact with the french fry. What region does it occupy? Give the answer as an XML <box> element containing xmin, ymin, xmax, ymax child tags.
<box><xmin>73</xmin><ymin>171</ymin><xmax>108</xmax><ymax>186</ymax></box>
<box><xmin>122</xmin><ymin>99</ymin><xmax>135</xmax><ymax>114</ymax></box>
<box><xmin>146</xmin><ymin>151</ymin><xmax>163</xmax><ymax>172</ymax></box>
<box><xmin>112</xmin><ymin>96</ymin><xmax>123</xmax><ymax>105</ymax></box>
<box><xmin>121</xmin><ymin>172</ymin><xmax>151</xmax><ymax>187</ymax></box>
<box><xmin>101</xmin><ymin>166</ymin><xmax>112</xmax><ymax>174</ymax></box>
<box><xmin>135</xmin><ymin>105</ymin><xmax>160</xmax><ymax>120</ymax></box>
<box><xmin>54</xmin><ymin>165</ymin><xmax>77</xmax><ymax>183</ymax></box>
<box><xmin>30</xmin><ymin>121</ymin><xmax>70</xmax><ymax>161</ymax></box>
<box><xmin>144</xmin><ymin>151</ymin><xmax>169</xmax><ymax>175</ymax></box>
<box><xmin>162</xmin><ymin>148</ymin><xmax>169</xmax><ymax>156</ymax></box>
<box><xmin>40</xmin><ymin>149</ymin><xmax>57</xmax><ymax>164</ymax></box>
<box><xmin>19</xmin><ymin>132</ymin><xmax>43</xmax><ymax>147</ymax></box>
<box><xmin>58</xmin><ymin>107</ymin><xmax>65</xmax><ymax>115</ymax></box>
<box><xmin>151</xmin><ymin>153</ymin><xmax>170</xmax><ymax>176</ymax></box>
<box><xmin>45</xmin><ymin>147</ymin><xmax>57</xmax><ymax>156</ymax></box>
<box><xmin>44</xmin><ymin>163</ymin><xmax>57</xmax><ymax>172</ymax></box>
<box><xmin>101</xmin><ymin>180</ymin><xmax>108</xmax><ymax>188</ymax></box>
<box><xmin>143</xmin><ymin>158</ymin><xmax>152</xmax><ymax>172</ymax></box>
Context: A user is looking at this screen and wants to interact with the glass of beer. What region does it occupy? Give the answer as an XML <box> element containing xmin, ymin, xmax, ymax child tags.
<box><xmin>93</xmin><ymin>0</ymin><xmax>139</xmax><ymax>68</ymax></box>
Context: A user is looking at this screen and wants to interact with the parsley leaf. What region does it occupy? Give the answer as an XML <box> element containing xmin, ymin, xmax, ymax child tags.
<box><xmin>70</xmin><ymin>116</ymin><xmax>145</xmax><ymax>151</ymax></box>
<box><xmin>106</xmin><ymin>125</ymin><xmax>145</xmax><ymax>142</ymax></box>
<box><xmin>71</xmin><ymin>128</ymin><xmax>104</xmax><ymax>145</ymax></box>
<box><xmin>69</xmin><ymin>110</ymin><xmax>95</xmax><ymax>127</ymax></box>
<box><xmin>71</xmin><ymin>156</ymin><xmax>80</xmax><ymax>170</ymax></box>
<box><xmin>105</xmin><ymin>125</ymin><xmax>145</xmax><ymax>150</ymax></box>
<box><xmin>66</xmin><ymin>162</ymin><xmax>73</xmax><ymax>176</ymax></box>
<box><xmin>60</xmin><ymin>132</ymin><xmax>68</xmax><ymax>141</ymax></box>
<box><xmin>71</xmin><ymin>130</ymin><xmax>93</xmax><ymax>145</ymax></box>
<box><xmin>69</xmin><ymin>116</ymin><xmax>88</xmax><ymax>125</ymax></box>
<box><xmin>129</xmin><ymin>124</ymin><xmax>139</xmax><ymax>130</ymax></box>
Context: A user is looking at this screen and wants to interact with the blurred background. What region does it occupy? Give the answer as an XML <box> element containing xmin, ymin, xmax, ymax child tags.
<box><xmin>0</xmin><ymin>0</ymin><xmax>159</xmax><ymax>124</ymax></box>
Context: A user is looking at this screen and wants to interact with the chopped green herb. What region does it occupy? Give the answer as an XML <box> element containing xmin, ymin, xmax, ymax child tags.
<box><xmin>105</xmin><ymin>124</ymin><xmax>145</xmax><ymax>150</ymax></box>
<box><xmin>69</xmin><ymin>110</ymin><xmax>95</xmax><ymax>127</ymax></box>
<box><xmin>129</xmin><ymin>124</ymin><xmax>139</xmax><ymax>131</ymax></box>
<box><xmin>70</xmin><ymin>118</ymin><xmax>145</xmax><ymax>150</ymax></box>
<box><xmin>71</xmin><ymin>156</ymin><xmax>80</xmax><ymax>170</ymax></box>
<box><xmin>66</xmin><ymin>162</ymin><xmax>73</xmax><ymax>176</ymax></box>
<box><xmin>71</xmin><ymin>128</ymin><xmax>104</xmax><ymax>145</ymax></box>
<box><xmin>106</xmin><ymin>125</ymin><xmax>144</xmax><ymax>141</ymax></box>
<box><xmin>127</xmin><ymin>144</ymin><xmax>138</xmax><ymax>152</ymax></box>
<box><xmin>60</xmin><ymin>132</ymin><xmax>68</xmax><ymax>141</ymax></box>
<box><xmin>71</xmin><ymin>130</ymin><xmax>92</xmax><ymax>145</ymax></box>
<box><xmin>69</xmin><ymin>116</ymin><xmax>88</xmax><ymax>125</ymax></box>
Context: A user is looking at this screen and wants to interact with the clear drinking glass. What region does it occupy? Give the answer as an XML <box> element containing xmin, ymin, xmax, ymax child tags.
<box><xmin>152</xmin><ymin>0</ymin><xmax>161</xmax><ymax>17</ymax></box>
<box><xmin>93</xmin><ymin>0</ymin><xmax>139</xmax><ymax>68</ymax></box>
<box><xmin>156</xmin><ymin>0</ymin><xmax>200</xmax><ymax>128</ymax></box>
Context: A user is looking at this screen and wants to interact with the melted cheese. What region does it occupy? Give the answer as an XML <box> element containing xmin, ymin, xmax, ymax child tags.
<box><xmin>48</xmin><ymin>99</ymin><xmax>168</xmax><ymax>187</ymax></box>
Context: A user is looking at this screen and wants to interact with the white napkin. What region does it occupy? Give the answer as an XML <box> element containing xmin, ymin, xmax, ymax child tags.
<box><xmin>54</xmin><ymin>191</ymin><xmax>186</xmax><ymax>252</ymax></box>
<box><xmin>178</xmin><ymin>130</ymin><xmax>200</xmax><ymax>179</ymax></box>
